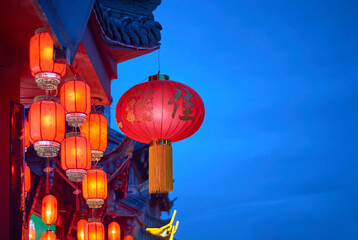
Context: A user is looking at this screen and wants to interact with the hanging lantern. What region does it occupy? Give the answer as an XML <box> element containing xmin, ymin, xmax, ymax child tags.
<box><xmin>82</xmin><ymin>169</ymin><xmax>107</xmax><ymax>208</ymax></box>
<box><xmin>29</xmin><ymin>220</ymin><xmax>36</xmax><ymax>240</ymax></box>
<box><xmin>124</xmin><ymin>235</ymin><xmax>133</xmax><ymax>240</ymax></box>
<box><xmin>108</xmin><ymin>222</ymin><xmax>121</xmax><ymax>240</ymax></box>
<box><xmin>84</xmin><ymin>219</ymin><xmax>105</xmax><ymax>240</ymax></box>
<box><xmin>115</xmin><ymin>74</ymin><xmax>205</xmax><ymax>193</ymax></box>
<box><xmin>80</xmin><ymin>113</ymin><xmax>107</xmax><ymax>161</ymax></box>
<box><xmin>24</xmin><ymin>120</ymin><xmax>30</xmax><ymax>152</ymax></box>
<box><xmin>42</xmin><ymin>194</ymin><xmax>58</xmax><ymax>225</ymax></box>
<box><xmin>77</xmin><ymin>219</ymin><xmax>88</xmax><ymax>240</ymax></box>
<box><xmin>24</xmin><ymin>164</ymin><xmax>31</xmax><ymax>193</ymax></box>
<box><xmin>29</xmin><ymin>30</ymin><xmax>66</xmax><ymax>90</ymax></box>
<box><xmin>29</xmin><ymin>95</ymin><xmax>66</xmax><ymax>157</ymax></box>
<box><xmin>40</xmin><ymin>230</ymin><xmax>56</xmax><ymax>240</ymax></box>
<box><xmin>60</xmin><ymin>77</ymin><xmax>91</xmax><ymax>127</ymax></box>
<box><xmin>61</xmin><ymin>132</ymin><xmax>92</xmax><ymax>182</ymax></box>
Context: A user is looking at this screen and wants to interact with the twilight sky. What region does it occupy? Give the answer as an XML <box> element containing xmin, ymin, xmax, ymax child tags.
<box><xmin>110</xmin><ymin>1</ymin><xmax>358</xmax><ymax>239</ymax></box>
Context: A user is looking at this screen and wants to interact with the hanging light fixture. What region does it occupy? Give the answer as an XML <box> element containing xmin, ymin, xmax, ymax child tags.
<box><xmin>29</xmin><ymin>30</ymin><xmax>66</xmax><ymax>90</ymax></box>
<box><xmin>80</xmin><ymin>113</ymin><xmax>107</xmax><ymax>162</ymax></box>
<box><xmin>61</xmin><ymin>132</ymin><xmax>92</xmax><ymax>182</ymax></box>
<box><xmin>42</xmin><ymin>194</ymin><xmax>58</xmax><ymax>225</ymax></box>
<box><xmin>24</xmin><ymin>164</ymin><xmax>31</xmax><ymax>194</ymax></box>
<box><xmin>40</xmin><ymin>230</ymin><xmax>56</xmax><ymax>240</ymax></box>
<box><xmin>29</xmin><ymin>95</ymin><xmax>65</xmax><ymax>157</ymax></box>
<box><xmin>77</xmin><ymin>219</ymin><xmax>88</xmax><ymax>240</ymax></box>
<box><xmin>82</xmin><ymin>168</ymin><xmax>107</xmax><ymax>208</ymax></box>
<box><xmin>60</xmin><ymin>77</ymin><xmax>91</xmax><ymax>127</ymax></box>
<box><xmin>84</xmin><ymin>219</ymin><xmax>105</xmax><ymax>240</ymax></box>
<box><xmin>24</xmin><ymin>120</ymin><xmax>30</xmax><ymax>152</ymax></box>
<box><xmin>123</xmin><ymin>235</ymin><xmax>133</xmax><ymax>240</ymax></box>
<box><xmin>29</xmin><ymin>220</ymin><xmax>36</xmax><ymax>240</ymax></box>
<box><xmin>108</xmin><ymin>221</ymin><xmax>121</xmax><ymax>240</ymax></box>
<box><xmin>115</xmin><ymin>74</ymin><xmax>205</xmax><ymax>193</ymax></box>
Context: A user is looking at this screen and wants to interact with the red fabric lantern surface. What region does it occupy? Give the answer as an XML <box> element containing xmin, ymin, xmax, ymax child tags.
<box><xmin>115</xmin><ymin>74</ymin><xmax>205</xmax><ymax>193</ymax></box>
<box><xmin>40</xmin><ymin>230</ymin><xmax>56</xmax><ymax>240</ymax></box>
<box><xmin>108</xmin><ymin>222</ymin><xmax>121</xmax><ymax>240</ymax></box>
<box><xmin>123</xmin><ymin>235</ymin><xmax>133</xmax><ymax>240</ymax></box>
<box><xmin>24</xmin><ymin>165</ymin><xmax>31</xmax><ymax>193</ymax></box>
<box><xmin>84</xmin><ymin>221</ymin><xmax>105</xmax><ymax>240</ymax></box>
<box><xmin>29</xmin><ymin>31</ymin><xmax>66</xmax><ymax>90</ymax></box>
<box><xmin>42</xmin><ymin>194</ymin><xmax>58</xmax><ymax>225</ymax></box>
<box><xmin>78</xmin><ymin>219</ymin><xmax>88</xmax><ymax>240</ymax></box>
<box><xmin>24</xmin><ymin>120</ymin><xmax>30</xmax><ymax>151</ymax></box>
<box><xmin>82</xmin><ymin>169</ymin><xmax>108</xmax><ymax>208</ymax></box>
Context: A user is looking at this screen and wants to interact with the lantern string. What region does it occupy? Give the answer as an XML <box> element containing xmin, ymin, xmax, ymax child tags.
<box><xmin>46</xmin><ymin>157</ymin><xmax>50</xmax><ymax>194</ymax></box>
<box><xmin>157</xmin><ymin>49</ymin><xmax>161</xmax><ymax>75</ymax></box>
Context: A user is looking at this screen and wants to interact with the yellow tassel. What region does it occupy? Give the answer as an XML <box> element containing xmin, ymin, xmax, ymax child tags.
<box><xmin>149</xmin><ymin>139</ymin><xmax>173</xmax><ymax>193</ymax></box>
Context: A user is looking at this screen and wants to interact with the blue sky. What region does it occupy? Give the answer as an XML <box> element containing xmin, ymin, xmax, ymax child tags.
<box><xmin>110</xmin><ymin>1</ymin><xmax>358</xmax><ymax>239</ymax></box>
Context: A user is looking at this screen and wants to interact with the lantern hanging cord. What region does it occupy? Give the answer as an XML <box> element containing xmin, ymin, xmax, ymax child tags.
<box><xmin>46</xmin><ymin>157</ymin><xmax>50</xmax><ymax>194</ymax></box>
<box><xmin>157</xmin><ymin>49</ymin><xmax>161</xmax><ymax>75</ymax></box>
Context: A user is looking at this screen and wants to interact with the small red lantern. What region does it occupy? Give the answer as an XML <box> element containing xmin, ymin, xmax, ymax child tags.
<box><xmin>24</xmin><ymin>120</ymin><xmax>30</xmax><ymax>152</ymax></box>
<box><xmin>82</xmin><ymin>169</ymin><xmax>107</xmax><ymax>208</ymax></box>
<box><xmin>42</xmin><ymin>194</ymin><xmax>58</xmax><ymax>225</ymax></box>
<box><xmin>77</xmin><ymin>219</ymin><xmax>88</xmax><ymax>240</ymax></box>
<box><xmin>84</xmin><ymin>219</ymin><xmax>105</xmax><ymax>240</ymax></box>
<box><xmin>124</xmin><ymin>235</ymin><xmax>133</xmax><ymax>240</ymax></box>
<box><xmin>29</xmin><ymin>30</ymin><xmax>66</xmax><ymax>90</ymax></box>
<box><xmin>40</xmin><ymin>230</ymin><xmax>56</xmax><ymax>240</ymax></box>
<box><xmin>80</xmin><ymin>113</ymin><xmax>107</xmax><ymax>161</ymax></box>
<box><xmin>29</xmin><ymin>95</ymin><xmax>66</xmax><ymax>157</ymax></box>
<box><xmin>108</xmin><ymin>222</ymin><xmax>121</xmax><ymax>240</ymax></box>
<box><xmin>24</xmin><ymin>164</ymin><xmax>31</xmax><ymax>193</ymax></box>
<box><xmin>61</xmin><ymin>132</ymin><xmax>92</xmax><ymax>182</ymax></box>
<box><xmin>60</xmin><ymin>77</ymin><xmax>91</xmax><ymax>127</ymax></box>
<box><xmin>29</xmin><ymin>220</ymin><xmax>36</xmax><ymax>240</ymax></box>
<box><xmin>115</xmin><ymin>74</ymin><xmax>205</xmax><ymax>193</ymax></box>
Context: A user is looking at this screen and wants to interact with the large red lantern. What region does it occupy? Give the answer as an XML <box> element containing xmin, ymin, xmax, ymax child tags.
<box><xmin>61</xmin><ymin>132</ymin><xmax>92</xmax><ymax>182</ymax></box>
<box><xmin>60</xmin><ymin>77</ymin><xmax>91</xmax><ymax>127</ymax></box>
<box><xmin>29</xmin><ymin>220</ymin><xmax>36</xmax><ymax>240</ymax></box>
<box><xmin>80</xmin><ymin>113</ymin><xmax>107</xmax><ymax>161</ymax></box>
<box><xmin>40</xmin><ymin>230</ymin><xmax>56</xmax><ymax>240</ymax></box>
<box><xmin>84</xmin><ymin>220</ymin><xmax>105</xmax><ymax>240</ymax></box>
<box><xmin>29</xmin><ymin>95</ymin><xmax>66</xmax><ymax>157</ymax></box>
<box><xmin>77</xmin><ymin>219</ymin><xmax>88</xmax><ymax>240</ymax></box>
<box><xmin>24</xmin><ymin>164</ymin><xmax>31</xmax><ymax>193</ymax></box>
<box><xmin>82</xmin><ymin>169</ymin><xmax>107</xmax><ymax>208</ymax></box>
<box><xmin>29</xmin><ymin>30</ymin><xmax>66</xmax><ymax>90</ymax></box>
<box><xmin>42</xmin><ymin>194</ymin><xmax>58</xmax><ymax>225</ymax></box>
<box><xmin>115</xmin><ymin>74</ymin><xmax>205</xmax><ymax>193</ymax></box>
<box><xmin>124</xmin><ymin>235</ymin><xmax>133</xmax><ymax>240</ymax></box>
<box><xmin>108</xmin><ymin>222</ymin><xmax>121</xmax><ymax>240</ymax></box>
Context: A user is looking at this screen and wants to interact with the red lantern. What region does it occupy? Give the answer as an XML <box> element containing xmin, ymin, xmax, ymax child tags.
<box><xmin>82</xmin><ymin>169</ymin><xmax>107</xmax><ymax>208</ymax></box>
<box><xmin>84</xmin><ymin>220</ymin><xmax>105</xmax><ymax>240</ymax></box>
<box><xmin>61</xmin><ymin>132</ymin><xmax>92</xmax><ymax>182</ymax></box>
<box><xmin>124</xmin><ymin>235</ymin><xmax>133</xmax><ymax>240</ymax></box>
<box><xmin>40</xmin><ymin>230</ymin><xmax>56</xmax><ymax>240</ymax></box>
<box><xmin>80</xmin><ymin>113</ymin><xmax>107</xmax><ymax>161</ymax></box>
<box><xmin>29</xmin><ymin>95</ymin><xmax>66</xmax><ymax>157</ymax></box>
<box><xmin>24</xmin><ymin>165</ymin><xmax>31</xmax><ymax>193</ymax></box>
<box><xmin>115</xmin><ymin>74</ymin><xmax>205</xmax><ymax>193</ymax></box>
<box><xmin>24</xmin><ymin>120</ymin><xmax>30</xmax><ymax>152</ymax></box>
<box><xmin>29</xmin><ymin>30</ymin><xmax>66</xmax><ymax>90</ymax></box>
<box><xmin>60</xmin><ymin>77</ymin><xmax>91</xmax><ymax>127</ymax></box>
<box><xmin>108</xmin><ymin>222</ymin><xmax>121</xmax><ymax>240</ymax></box>
<box><xmin>29</xmin><ymin>220</ymin><xmax>36</xmax><ymax>240</ymax></box>
<box><xmin>77</xmin><ymin>219</ymin><xmax>88</xmax><ymax>240</ymax></box>
<box><xmin>42</xmin><ymin>194</ymin><xmax>57</xmax><ymax>225</ymax></box>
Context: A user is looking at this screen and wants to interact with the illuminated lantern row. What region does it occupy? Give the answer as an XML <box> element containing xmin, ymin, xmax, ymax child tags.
<box><xmin>124</xmin><ymin>235</ymin><xmax>134</xmax><ymax>240</ymax></box>
<box><xmin>82</xmin><ymin>168</ymin><xmax>107</xmax><ymax>208</ymax></box>
<box><xmin>61</xmin><ymin>132</ymin><xmax>92</xmax><ymax>182</ymax></box>
<box><xmin>84</xmin><ymin>219</ymin><xmax>105</xmax><ymax>240</ymax></box>
<box><xmin>115</xmin><ymin>74</ymin><xmax>205</xmax><ymax>193</ymax></box>
<box><xmin>29</xmin><ymin>30</ymin><xmax>66</xmax><ymax>90</ymax></box>
<box><xmin>29</xmin><ymin>95</ymin><xmax>65</xmax><ymax>157</ymax></box>
<box><xmin>81</xmin><ymin>113</ymin><xmax>108</xmax><ymax>162</ymax></box>
<box><xmin>78</xmin><ymin>219</ymin><xmax>88</xmax><ymax>240</ymax></box>
<box><xmin>29</xmin><ymin>220</ymin><xmax>36</xmax><ymax>240</ymax></box>
<box><xmin>40</xmin><ymin>230</ymin><xmax>56</xmax><ymax>240</ymax></box>
<box><xmin>108</xmin><ymin>222</ymin><xmax>121</xmax><ymax>240</ymax></box>
<box><xmin>24</xmin><ymin>164</ymin><xmax>31</xmax><ymax>193</ymax></box>
<box><xmin>60</xmin><ymin>77</ymin><xmax>91</xmax><ymax>127</ymax></box>
<box><xmin>42</xmin><ymin>194</ymin><xmax>58</xmax><ymax>225</ymax></box>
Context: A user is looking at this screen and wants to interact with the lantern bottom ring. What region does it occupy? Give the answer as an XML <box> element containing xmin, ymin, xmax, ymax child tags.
<box><xmin>91</xmin><ymin>150</ymin><xmax>103</xmax><ymax>162</ymax></box>
<box><xmin>34</xmin><ymin>141</ymin><xmax>60</xmax><ymax>157</ymax></box>
<box><xmin>66</xmin><ymin>113</ymin><xmax>87</xmax><ymax>127</ymax></box>
<box><xmin>66</xmin><ymin>169</ymin><xmax>87</xmax><ymax>182</ymax></box>
<box><xmin>34</xmin><ymin>72</ymin><xmax>61</xmax><ymax>91</ymax></box>
<box><xmin>86</xmin><ymin>198</ymin><xmax>104</xmax><ymax>208</ymax></box>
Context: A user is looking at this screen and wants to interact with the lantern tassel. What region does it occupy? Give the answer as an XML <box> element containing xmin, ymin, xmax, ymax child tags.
<box><xmin>149</xmin><ymin>140</ymin><xmax>173</xmax><ymax>193</ymax></box>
